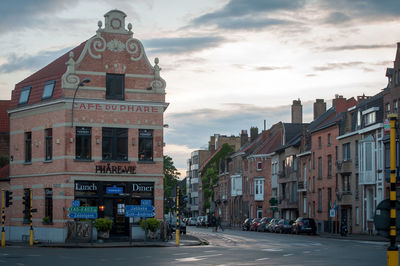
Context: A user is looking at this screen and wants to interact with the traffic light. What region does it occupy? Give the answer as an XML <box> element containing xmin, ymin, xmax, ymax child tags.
<box><xmin>5</xmin><ymin>190</ymin><xmax>13</xmax><ymax>207</ymax></box>
<box><xmin>23</xmin><ymin>189</ymin><xmax>30</xmax><ymax>210</ymax></box>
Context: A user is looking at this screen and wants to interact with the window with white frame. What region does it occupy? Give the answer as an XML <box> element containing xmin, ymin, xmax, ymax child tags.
<box><xmin>257</xmin><ymin>161</ymin><xmax>262</xmax><ymax>171</ymax></box>
<box><xmin>254</xmin><ymin>178</ymin><xmax>264</xmax><ymax>201</ymax></box>
<box><xmin>365</xmin><ymin>112</ymin><xmax>376</xmax><ymax>125</ymax></box>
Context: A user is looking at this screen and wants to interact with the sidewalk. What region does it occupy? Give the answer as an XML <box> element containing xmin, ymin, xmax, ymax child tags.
<box><xmin>5</xmin><ymin>234</ymin><xmax>206</xmax><ymax>248</ymax></box>
<box><xmin>318</xmin><ymin>232</ymin><xmax>388</xmax><ymax>242</ymax></box>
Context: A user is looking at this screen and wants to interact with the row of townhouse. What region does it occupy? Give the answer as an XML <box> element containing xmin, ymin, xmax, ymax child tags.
<box><xmin>192</xmin><ymin>43</ymin><xmax>400</xmax><ymax>235</ymax></box>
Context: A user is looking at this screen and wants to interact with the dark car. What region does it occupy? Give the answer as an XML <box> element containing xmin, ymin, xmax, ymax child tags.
<box><xmin>276</xmin><ymin>219</ymin><xmax>292</xmax><ymax>233</ymax></box>
<box><xmin>169</xmin><ymin>217</ymin><xmax>186</xmax><ymax>234</ymax></box>
<box><xmin>257</xmin><ymin>217</ymin><xmax>272</xmax><ymax>232</ymax></box>
<box><xmin>242</xmin><ymin>218</ymin><xmax>253</xmax><ymax>231</ymax></box>
<box><xmin>250</xmin><ymin>218</ymin><xmax>262</xmax><ymax>231</ymax></box>
<box><xmin>292</xmin><ymin>217</ymin><xmax>317</xmax><ymax>235</ymax></box>
<box><xmin>267</xmin><ymin>218</ymin><xmax>280</xmax><ymax>232</ymax></box>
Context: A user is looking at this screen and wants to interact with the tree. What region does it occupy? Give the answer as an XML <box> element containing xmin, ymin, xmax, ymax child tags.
<box><xmin>164</xmin><ymin>155</ymin><xmax>180</xmax><ymax>213</ymax></box>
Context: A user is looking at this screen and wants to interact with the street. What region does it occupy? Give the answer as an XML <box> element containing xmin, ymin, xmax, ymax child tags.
<box><xmin>0</xmin><ymin>226</ymin><xmax>388</xmax><ymax>266</ymax></box>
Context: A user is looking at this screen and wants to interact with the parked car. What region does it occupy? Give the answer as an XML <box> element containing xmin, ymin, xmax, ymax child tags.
<box><xmin>196</xmin><ymin>216</ymin><xmax>204</xmax><ymax>226</ymax></box>
<box><xmin>276</xmin><ymin>219</ymin><xmax>292</xmax><ymax>233</ymax></box>
<box><xmin>257</xmin><ymin>217</ymin><xmax>272</xmax><ymax>232</ymax></box>
<box><xmin>242</xmin><ymin>218</ymin><xmax>253</xmax><ymax>231</ymax></box>
<box><xmin>267</xmin><ymin>218</ymin><xmax>280</xmax><ymax>232</ymax></box>
<box><xmin>292</xmin><ymin>217</ymin><xmax>317</xmax><ymax>235</ymax></box>
<box><xmin>188</xmin><ymin>217</ymin><xmax>197</xmax><ymax>226</ymax></box>
<box><xmin>168</xmin><ymin>217</ymin><xmax>187</xmax><ymax>234</ymax></box>
<box><xmin>250</xmin><ymin>218</ymin><xmax>262</xmax><ymax>231</ymax></box>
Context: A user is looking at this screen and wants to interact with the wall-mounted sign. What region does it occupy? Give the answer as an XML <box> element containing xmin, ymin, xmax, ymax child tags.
<box><xmin>75</xmin><ymin>103</ymin><xmax>160</xmax><ymax>113</ymax></box>
<box><xmin>106</xmin><ymin>185</ymin><xmax>123</xmax><ymax>194</ymax></box>
<box><xmin>72</xmin><ymin>200</ymin><xmax>80</xmax><ymax>207</ymax></box>
<box><xmin>132</xmin><ymin>183</ymin><xmax>153</xmax><ymax>192</ymax></box>
<box><xmin>95</xmin><ymin>163</ymin><xmax>136</xmax><ymax>174</ymax></box>
<box><xmin>75</xmin><ymin>182</ymin><xmax>98</xmax><ymax>191</ymax></box>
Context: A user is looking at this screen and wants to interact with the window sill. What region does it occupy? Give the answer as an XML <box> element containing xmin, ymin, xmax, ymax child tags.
<box><xmin>74</xmin><ymin>159</ymin><xmax>94</xmax><ymax>162</ymax></box>
<box><xmin>24</xmin><ymin>162</ymin><xmax>32</xmax><ymax>165</ymax></box>
<box><xmin>100</xmin><ymin>160</ymin><xmax>130</xmax><ymax>163</ymax></box>
<box><xmin>138</xmin><ymin>161</ymin><xmax>155</xmax><ymax>164</ymax></box>
<box><xmin>44</xmin><ymin>160</ymin><xmax>53</xmax><ymax>163</ymax></box>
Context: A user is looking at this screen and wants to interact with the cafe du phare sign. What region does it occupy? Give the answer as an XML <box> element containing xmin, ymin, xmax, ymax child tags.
<box><xmin>74</xmin><ymin>102</ymin><xmax>161</xmax><ymax>113</ymax></box>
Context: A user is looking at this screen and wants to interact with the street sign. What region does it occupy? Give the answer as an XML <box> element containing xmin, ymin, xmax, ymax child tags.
<box><xmin>329</xmin><ymin>209</ymin><xmax>335</xmax><ymax>218</ymax></box>
<box><xmin>126</xmin><ymin>205</ymin><xmax>155</xmax><ymax>212</ymax></box>
<box><xmin>141</xmin><ymin>199</ymin><xmax>152</xmax><ymax>206</ymax></box>
<box><xmin>72</xmin><ymin>200</ymin><xmax>80</xmax><ymax>207</ymax></box>
<box><xmin>67</xmin><ymin>212</ymin><xmax>98</xmax><ymax>219</ymax></box>
<box><xmin>67</xmin><ymin>206</ymin><xmax>98</xmax><ymax>213</ymax></box>
<box><xmin>125</xmin><ymin>211</ymin><xmax>155</xmax><ymax>218</ymax></box>
<box><xmin>106</xmin><ymin>186</ymin><xmax>123</xmax><ymax>194</ymax></box>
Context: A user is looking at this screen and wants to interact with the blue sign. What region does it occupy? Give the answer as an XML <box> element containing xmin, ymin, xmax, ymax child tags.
<box><xmin>106</xmin><ymin>186</ymin><xmax>123</xmax><ymax>194</ymax></box>
<box><xmin>125</xmin><ymin>211</ymin><xmax>155</xmax><ymax>218</ymax></box>
<box><xmin>72</xmin><ymin>200</ymin><xmax>80</xmax><ymax>207</ymax></box>
<box><xmin>67</xmin><ymin>212</ymin><xmax>98</xmax><ymax>219</ymax></box>
<box><xmin>141</xmin><ymin>200</ymin><xmax>152</xmax><ymax>206</ymax></box>
<box><xmin>126</xmin><ymin>205</ymin><xmax>155</xmax><ymax>212</ymax></box>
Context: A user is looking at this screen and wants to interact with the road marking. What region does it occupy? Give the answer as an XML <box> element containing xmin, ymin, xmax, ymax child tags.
<box><xmin>283</xmin><ymin>254</ymin><xmax>294</xmax><ymax>257</ymax></box>
<box><xmin>303</xmin><ymin>251</ymin><xmax>311</xmax><ymax>253</ymax></box>
<box><xmin>204</xmin><ymin>250</ymin><xmax>217</xmax><ymax>253</ymax></box>
<box><xmin>262</xmin><ymin>248</ymin><xmax>283</xmax><ymax>252</ymax></box>
<box><xmin>256</xmin><ymin>258</ymin><xmax>270</xmax><ymax>261</ymax></box>
<box><xmin>16</xmin><ymin>263</ymin><xmax>25</xmax><ymax>266</ymax></box>
<box><xmin>175</xmin><ymin>253</ymin><xmax>223</xmax><ymax>262</ymax></box>
<box><xmin>172</xmin><ymin>253</ymin><xmax>189</xmax><ymax>256</ymax></box>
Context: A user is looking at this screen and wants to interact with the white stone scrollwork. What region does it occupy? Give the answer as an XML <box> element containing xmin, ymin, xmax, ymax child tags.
<box><xmin>151</xmin><ymin>79</ymin><xmax>165</xmax><ymax>90</ymax></box>
<box><xmin>62</xmin><ymin>51</ymin><xmax>80</xmax><ymax>88</ymax></box>
<box><xmin>88</xmin><ymin>33</ymin><xmax>106</xmax><ymax>59</ymax></box>
<box><xmin>107</xmin><ymin>39</ymin><xmax>125</xmax><ymax>52</ymax></box>
<box><xmin>126</xmin><ymin>38</ymin><xmax>143</xmax><ymax>61</ymax></box>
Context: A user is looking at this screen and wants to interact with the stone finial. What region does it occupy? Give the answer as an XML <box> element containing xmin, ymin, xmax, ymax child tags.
<box><xmin>154</xmin><ymin>58</ymin><xmax>161</xmax><ymax>79</ymax></box>
<box><xmin>98</xmin><ymin>20</ymin><xmax>102</xmax><ymax>30</ymax></box>
<box><xmin>128</xmin><ymin>23</ymin><xmax>132</xmax><ymax>32</ymax></box>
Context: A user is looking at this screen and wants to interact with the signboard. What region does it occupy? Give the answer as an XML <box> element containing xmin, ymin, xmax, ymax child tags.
<box><xmin>72</xmin><ymin>200</ymin><xmax>80</xmax><ymax>207</ymax></box>
<box><xmin>329</xmin><ymin>209</ymin><xmax>335</xmax><ymax>218</ymax></box>
<box><xmin>68</xmin><ymin>206</ymin><xmax>98</xmax><ymax>213</ymax></box>
<box><xmin>125</xmin><ymin>211</ymin><xmax>155</xmax><ymax>218</ymax></box>
<box><xmin>106</xmin><ymin>186</ymin><xmax>123</xmax><ymax>194</ymax></box>
<box><xmin>141</xmin><ymin>200</ymin><xmax>152</xmax><ymax>206</ymax></box>
<box><xmin>384</xmin><ymin>120</ymin><xmax>390</xmax><ymax>132</ymax></box>
<box><xmin>67</xmin><ymin>212</ymin><xmax>98</xmax><ymax>219</ymax></box>
<box><xmin>126</xmin><ymin>205</ymin><xmax>155</xmax><ymax>212</ymax></box>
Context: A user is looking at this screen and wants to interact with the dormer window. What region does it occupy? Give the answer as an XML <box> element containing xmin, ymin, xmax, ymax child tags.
<box><xmin>19</xmin><ymin>86</ymin><xmax>31</xmax><ymax>105</ymax></box>
<box><xmin>42</xmin><ymin>80</ymin><xmax>56</xmax><ymax>100</ymax></box>
<box><xmin>362</xmin><ymin>107</ymin><xmax>379</xmax><ymax>126</ymax></box>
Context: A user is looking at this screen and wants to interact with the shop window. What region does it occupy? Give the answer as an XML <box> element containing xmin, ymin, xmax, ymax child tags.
<box><xmin>45</xmin><ymin>188</ymin><xmax>53</xmax><ymax>223</ymax></box>
<box><xmin>106</xmin><ymin>73</ymin><xmax>124</xmax><ymax>100</ymax></box>
<box><xmin>42</xmin><ymin>80</ymin><xmax>56</xmax><ymax>100</ymax></box>
<box><xmin>139</xmin><ymin>129</ymin><xmax>153</xmax><ymax>161</ymax></box>
<box><xmin>45</xmin><ymin>128</ymin><xmax>52</xmax><ymax>161</ymax></box>
<box><xmin>25</xmin><ymin>132</ymin><xmax>32</xmax><ymax>163</ymax></box>
<box><xmin>102</xmin><ymin>128</ymin><xmax>128</xmax><ymax>161</ymax></box>
<box><xmin>19</xmin><ymin>86</ymin><xmax>31</xmax><ymax>105</ymax></box>
<box><xmin>76</xmin><ymin>127</ymin><xmax>92</xmax><ymax>160</ymax></box>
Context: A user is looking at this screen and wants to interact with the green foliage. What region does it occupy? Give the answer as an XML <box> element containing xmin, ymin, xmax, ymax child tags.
<box><xmin>42</xmin><ymin>216</ymin><xmax>51</xmax><ymax>223</ymax></box>
<box><xmin>93</xmin><ymin>218</ymin><xmax>113</xmax><ymax>232</ymax></box>
<box><xmin>0</xmin><ymin>155</ymin><xmax>9</xmax><ymax>168</ymax></box>
<box><xmin>163</xmin><ymin>155</ymin><xmax>180</xmax><ymax>213</ymax></box>
<box><xmin>140</xmin><ymin>218</ymin><xmax>161</xmax><ymax>232</ymax></box>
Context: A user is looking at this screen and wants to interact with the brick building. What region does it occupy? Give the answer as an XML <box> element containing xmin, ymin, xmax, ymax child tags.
<box><xmin>3</xmin><ymin>10</ymin><xmax>168</xmax><ymax>242</ymax></box>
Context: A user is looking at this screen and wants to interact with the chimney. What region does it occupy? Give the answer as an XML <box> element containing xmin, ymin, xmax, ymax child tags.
<box><xmin>314</xmin><ymin>99</ymin><xmax>326</xmax><ymax>120</ymax></box>
<box><xmin>240</xmin><ymin>130</ymin><xmax>248</xmax><ymax>147</ymax></box>
<box><xmin>250</xmin><ymin>127</ymin><xmax>259</xmax><ymax>142</ymax></box>
<box><xmin>332</xmin><ymin>95</ymin><xmax>357</xmax><ymax>114</ymax></box>
<box><xmin>291</xmin><ymin>99</ymin><xmax>302</xmax><ymax>123</ymax></box>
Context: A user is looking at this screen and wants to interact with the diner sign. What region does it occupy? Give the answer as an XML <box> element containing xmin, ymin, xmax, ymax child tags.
<box><xmin>74</xmin><ymin>103</ymin><xmax>160</xmax><ymax>113</ymax></box>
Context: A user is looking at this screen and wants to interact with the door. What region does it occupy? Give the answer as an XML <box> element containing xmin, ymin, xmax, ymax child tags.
<box><xmin>104</xmin><ymin>198</ymin><xmax>129</xmax><ymax>236</ymax></box>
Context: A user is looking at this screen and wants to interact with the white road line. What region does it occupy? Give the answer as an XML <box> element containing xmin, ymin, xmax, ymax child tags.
<box><xmin>262</xmin><ymin>248</ymin><xmax>283</xmax><ymax>252</ymax></box>
<box><xmin>172</xmin><ymin>253</ymin><xmax>190</xmax><ymax>256</ymax></box>
<box><xmin>175</xmin><ymin>253</ymin><xmax>223</xmax><ymax>262</ymax></box>
<box><xmin>283</xmin><ymin>254</ymin><xmax>294</xmax><ymax>257</ymax></box>
<box><xmin>303</xmin><ymin>251</ymin><xmax>311</xmax><ymax>253</ymax></box>
<box><xmin>256</xmin><ymin>258</ymin><xmax>270</xmax><ymax>261</ymax></box>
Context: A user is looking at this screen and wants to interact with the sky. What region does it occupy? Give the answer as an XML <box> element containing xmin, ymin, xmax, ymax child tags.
<box><xmin>1</xmin><ymin>0</ymin><xmax>400</xmax><ymax>176</ymax></box>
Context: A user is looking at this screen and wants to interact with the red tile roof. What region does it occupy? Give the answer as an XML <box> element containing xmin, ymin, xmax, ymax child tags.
<box><xmin>10</xmin><ymin>41</ymin><xmax>87</xmax><ymax>109</ymax></box>
<box><xmin>0</xmin><ymin>100</ymin><xmax>10</xmax><ymax>133</ymax></box>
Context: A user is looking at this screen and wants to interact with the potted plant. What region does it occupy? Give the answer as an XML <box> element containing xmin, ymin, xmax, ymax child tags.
<box><xmin>93</xmin><ymin>217</ymin><xmax>113</xmax><ymax>239</ymax></box>
<box><xmin>42</xmin><ymin>216</ymin><xmax>52</xmax><ymax>225</ymax></box>
<box><xmin>140</xmin><ymin>218</ymin><xmax>160</xmax><ymax>239</ymax></box>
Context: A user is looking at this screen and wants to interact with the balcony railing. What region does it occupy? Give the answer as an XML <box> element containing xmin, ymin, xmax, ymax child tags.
<box><xmin>336</xmin><ymin>160</ymin><xmax>353</xmax><ymax>173</ymax></box>
<box><xmin>298</xmin><ymin>181</ymin><xmax>306</xmax><ymax>192</ymax></box>
<box><xmin>336</xmin><ymin>191</ymin><xmax>352</xmax><ymax>205</ymax></box>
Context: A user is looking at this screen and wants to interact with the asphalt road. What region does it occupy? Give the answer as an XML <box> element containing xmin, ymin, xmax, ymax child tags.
<box><xmin>0</xmin><ymin>226</ymin><xmax>389</xmax><ymax>266</ymax></box>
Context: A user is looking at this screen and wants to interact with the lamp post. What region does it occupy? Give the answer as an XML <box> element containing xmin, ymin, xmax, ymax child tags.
<box><xmin>71</xmin><ymin>78</ymin><xmax>91</xmax><ymax>128</ymax></box>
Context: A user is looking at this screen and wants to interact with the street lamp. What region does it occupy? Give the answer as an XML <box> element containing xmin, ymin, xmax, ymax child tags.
<box><xmin>71</xmin><ymin>78</ymin><xmax>91</xmax><ymax>128</ymax></box>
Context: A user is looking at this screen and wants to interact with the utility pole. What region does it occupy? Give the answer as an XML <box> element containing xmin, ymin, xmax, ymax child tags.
<box><xmin>1</xmin><ymin>190</ymin><xmax>5</xmax><ymax>247</ymax></box>
<box><xmin>176</xmin><ymin>186</ymin><xmax>180</xmax><ymax>246</ymax></box>
<box><xmin>388</xmin><ymin>113</ymin><xmax>398</xmax><ymax>266</ymax></box>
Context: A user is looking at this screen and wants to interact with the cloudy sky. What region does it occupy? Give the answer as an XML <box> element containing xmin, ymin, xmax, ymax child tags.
<box><xmin>1</xmin><ymin>0</ymin><xmax>400</xmax><ymax>175</ymax></box>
